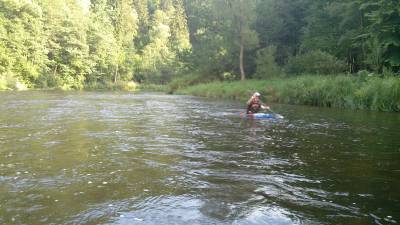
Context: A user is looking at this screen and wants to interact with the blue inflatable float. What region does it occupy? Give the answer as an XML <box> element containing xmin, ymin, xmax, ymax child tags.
<box><xmin>240</xmin><ymin>112</ymin><xmax>283</xmax><ymax>119</ymax></box>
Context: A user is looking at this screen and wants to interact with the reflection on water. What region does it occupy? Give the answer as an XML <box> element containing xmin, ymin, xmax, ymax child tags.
<box><xmin>0</xmin><ymin>91</ymin><xmax>399</xmax><ymax>225</ymax></box>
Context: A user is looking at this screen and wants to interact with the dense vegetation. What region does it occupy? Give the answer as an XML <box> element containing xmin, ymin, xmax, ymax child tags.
<box><xmin>0</xmin><ymin>0</ymin><xmax>191</xmax><ymax>90</ymax></box>
<box><xmin>184</xmin><ymin>0</ymin><xmax>399</xmax><ymax>79</ymax></box>
<box><xmin>0</xmin><ymin>0</ymin><xmax>399</xmax><ymax>110</ymax></box>
<box><xmin>176</xmin><ymin>74</ymin><xmax>400</xmax><ymax>112</ymax></box>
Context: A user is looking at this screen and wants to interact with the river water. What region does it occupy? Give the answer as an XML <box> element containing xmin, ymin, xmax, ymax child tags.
<box><xmin>0</xmin><ymin>91</ymin><xmax>399</xmax><ymax>225</ymax></box>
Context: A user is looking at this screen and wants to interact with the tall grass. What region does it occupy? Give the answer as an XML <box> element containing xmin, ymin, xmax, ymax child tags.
<box><xmin>84</xmin><ymin>81</ymin><xmax>139</xmax><ymax>91</ymax></box>
<box><xmin>175</xmin><ymin>75</ymin><xmax>400</xmax><ymax>112</ymax></box>
<box><xmin>84</xmin><ymin>81</ymin><xmax>168</xmax><ymax>92</ymax></box>
<box><xmin>168</xmin><ymin>73</ymin><xmax>209</xmax><ymax>94</ymax></box>
<box><xmin>138</xmin><ymin>83</ymin><xmax>169</xmax><ymax>92</ymax></box>
<box><xmin>0</xmin><ymin>73</ymin><xmax>29</xmax><ymax>91</ymax></box>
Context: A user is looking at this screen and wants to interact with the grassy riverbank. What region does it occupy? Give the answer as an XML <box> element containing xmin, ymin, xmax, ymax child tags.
<box><xmin>174</xmin><ymin>75</ymin><xmax>400</xmax><ymax>112</ymax></box>
<box><xmin>83</xmin><ymin>81</ymin><xmax>168</xmax><ymax>92</ymax></box>
<box><xmin>0</xmin><ymin>79</ymin><xmax>168</xmax><ymax>93</ymax></box>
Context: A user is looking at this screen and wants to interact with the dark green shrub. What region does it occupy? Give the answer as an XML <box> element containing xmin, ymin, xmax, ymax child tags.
<box><xmin>285</xmin><ymin>50</ymin><xmax>347</xmax><ymax>75</ymax></box>
<box><xmin>254</xmin><ymin>46</ymin><xmax>282</xmax><ymax>79</ymax></box>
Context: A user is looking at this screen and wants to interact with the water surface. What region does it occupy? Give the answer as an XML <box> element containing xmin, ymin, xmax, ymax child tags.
<box><xmin>0</xmin><ymin>91</ymin><xmax>399</xmax><ymax>224</ymax></box>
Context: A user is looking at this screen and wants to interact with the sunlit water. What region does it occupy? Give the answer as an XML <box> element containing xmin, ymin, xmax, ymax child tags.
<box><xmin>0</xmin><ymin>91</ymin><xmax>399</xmax><ymax>225</ymax></box>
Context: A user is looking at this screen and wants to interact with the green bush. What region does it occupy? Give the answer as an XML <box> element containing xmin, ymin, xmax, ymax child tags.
<box><xmin>0</xmin><ymin>74</ymin><xmax>10</xmax><ymax>90</ymax></box>
<box><xmin>175</xmin><ymin>75</ymin><xmax>400</xmax><ymax>112</ymax></box>
<box><xmin>168</xmin><ymin>73</ymin><xmax>210</xmax><ymax>94</ymax></box>
<box><xmin>0</xmin><ymin>71</ymin><xmax>29</xmax><ymax>90</ymax></box>
<box><xmin>138</xmin><ymin>83</ymin><xmax>168</xmax><ymax>92</ymax></box>
<box><xmin>254</xmin><ymin>45</ymin><xmax>282</xmax><ymax>79</ymax></box>
<box><xmin>222</xmin><ymin>72</ymin><xmax>237</xmax><ymax>81</ymax></box>
<box><xmin>84</xmin><ymin>80</ymin><xmax>140</xmax><ymax>91</ymax></box>
<box><xmin>36</xmin><ymin>73</ymin><xmax>63</xmax><ymax>89</ymax></box>
<box><xmin>285</xmin><ymin>50</ymin><xmax>347</xmax><ymax>75</ymax></box>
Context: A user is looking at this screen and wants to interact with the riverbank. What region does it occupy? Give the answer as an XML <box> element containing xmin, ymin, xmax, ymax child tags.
<box><xmin>3</xmin><ymin>75</ymin><xmax>399</xmax><ymax>112</ymax></box>
<box><xmin>174</xmin><ymin>75</ymin><xmax>400</xmax><ymax>112</ymax></box>
<box><xmin>83</xmin><ymin>81</ymin><xmax>168</xmax><ymax>92</ymax></box>
<box><xmin>0</xmin><ymin>80</ymin><xmax>168</xmax><ymax>93</ymax></box>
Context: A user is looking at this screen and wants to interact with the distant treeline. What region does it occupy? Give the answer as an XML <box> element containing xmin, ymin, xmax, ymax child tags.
<box><xmin>0</xmin><ymin>0</ymin><xmax>190</xmax><ymax>90</ymax></box>
<box><xmin>0</xmin><ymin>0</ymin><xmax>399</xmax><ymax>90</ymax></box>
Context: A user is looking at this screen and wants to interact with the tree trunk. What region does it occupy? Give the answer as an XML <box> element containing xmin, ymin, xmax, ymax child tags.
<box><xmin>53</xmin><ymin>64</ymin><xmax>58</xmax><ymax>77</ymax></box>
<box><xmin>114</xmin><ymin>64</ymin><xmax>118</xmax><ymax>83</ymax></box>
<box><xmin>240</xmin><ymin>42</ymin><xmax>245</xmax><ymax>80</ymax></box>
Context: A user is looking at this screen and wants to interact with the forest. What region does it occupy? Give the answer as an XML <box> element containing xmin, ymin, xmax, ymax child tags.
<box><xmin>0</xmin><ymin>0</ymin><xmax>399</xmax><ymax>91</ymax></box>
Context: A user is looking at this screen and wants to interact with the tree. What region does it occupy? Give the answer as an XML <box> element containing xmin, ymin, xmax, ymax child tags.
<box><xmin>113</xmin><ymin>0</ymin><xmax>138</xmax><ymax>82</ymax></box>
<box><xmin>87</xmin><ymin>0</ymin><xmax>119</xmax><ymax>84</ymax></box>
<box><xmin>0</xmin><ymin>0</ymin><xmax>47</xmax><ymax>87</ymax></box>
<box><xmin>184</xmin><ymin>0</ymin><xmax>235</xmax><ymax>78</ymax></box>
<box><xmin>301</xmin><ymin>1</ymin><xmax>365</xmax><ymax>73</ymax></box>
<box><xmin>225</xmin><ymin>0</ymin><xmax>259</xmax><ymax>80</ymax></box>
<box><xmin>360</xmin><ymin>0</ymin><xmax>400</xmax><ymax>72</ymax></box>
<box><xmin>255</xmin><ymin>0</ymin><xmax>308</xmax><ymax>65</ymax></box>
<box><xmin>140</xmin><ymin>9</ymin><xmax>175</xmax><ymax>83</ymax></box>
<box><xmin>254</xmin><ymin>45</ymin><xmax>281</xmax><ymax>79</ymax></box>
<box><xmin>184</xmin><ymin>0</ymin><xmax>258</xmax><ymax>80</ymax></box>
<box><xmin>133</xmin><ymin>0</ymin><xmax>150</xmax><ymax>49</ymax></box>
<box><xmin>40</xmin><ymin>0</ymin><xmax>91</xmax><ymax>89</ymax></box>
<box><xmin>168</xmin><ymin>0</ymin><xmax>191</xmax><ymax>52</ymax></box>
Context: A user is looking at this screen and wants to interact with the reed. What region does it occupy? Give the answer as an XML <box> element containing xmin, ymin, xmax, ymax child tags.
<box><xmin>175</xmin><ymin>75</ymin><xmax>400</xmax><ymax>112</ymax></box>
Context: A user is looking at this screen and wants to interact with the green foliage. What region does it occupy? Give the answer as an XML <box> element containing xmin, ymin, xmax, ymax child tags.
<box><xmin>222</xmin><ymin>72</ymin><xmax>236</xmax><ymax>81</ymax></box>
<box><xmin>39</xmin><ymin>0</ymin><xmax>91</xmax><ymax>89</ymax></box>
<box><xmin>138</xmin><ymin>83</ymin><xmax>169</xmax><ymax>92</ymax></box>
<box><xmin>176</xmin><ymin>75</ymin><xmax>400</xmax><ymax>112</ymax></box>
<box><xmin>255</xmin><ymin>0</ymin><xmax>308</xmax><ymax>65</ymax></box>
<box><xmin>134</xmin><ymin>0</ymin><xmax>191</xmax><ymax>83</ymax></box>
<box><xmin>300</xmin><ymin>0</ymin><xmax>400</xmax><ymax>73</ymax></box>
<box><xmin>254</xmin><ymin>46</ymin><xmax>282</xmax><ymax>79</ymax></box>
<box><xmin>188</xmin><ymin>0</ymin><xmax>361</xmax><ymax>81</ymax></box>
<box><xmin>0</xmin><ymin>0</ymin><xmax>47</xmax><ymax>88</ymax></box>
<box><xmin>0</xmin><ymin>0</ymin><xmax>192</xmax><ymax>90</ymax></box>
<box><xmin>168</xmin><ymin>73</ymin><xmax>206</xmax><ymax>93</ymax></box>
<box><xmin>220</xmin><ymin>0</ymin><xmax>259</xmax><ymax>80</ymax></box>
<box><xmin>84</xmin><ymin>80</ymin><xmax>139</xmax><ymax>91</ymax></box>
<box><xmin>168</xmin><ymin>0</ymin><xmax>191</xmax><ymax>52</ymax></box>
<box><xmin>285</xmin><ymin>50</ymin><xmax>347</xmax><ymax>75</ymax></box>
<box><xmin>301</xmin><ymin>1</ymin><xmax>363</xmax><ymax>68</ymax></box>
<box><xmin>139</xmin><ymin>10</ymin><xmax>175</xmax><ymax>83</ymax></box>
<box><xmin>86</xmin><ymin>0</ymin><xmax>119</xmax><ymax>84</ymax></box>
<box><xmin>0</xmin><ymin>72</ymin><xmax>15</xmax><ymax>90</ymax></box>
<box><xmin>183</xmin><ymin>0</ymin><xmax>233</xmax><ymax>77</ymax></box>
<box><xmin>360</xmin><ymin>0</ymin><xmax>400</xmax><ymax>71</ymax></box>
<box><xmin>0</xmin><ymin>0</ymin><xmax>399</xmax><ymax>93</ymax></box>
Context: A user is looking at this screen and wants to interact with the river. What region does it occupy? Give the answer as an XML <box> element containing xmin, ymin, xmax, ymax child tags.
<box><xmin>0</xmin><ymin>91</ymin><xmax>399</xmax><ymax>225</ymax></box>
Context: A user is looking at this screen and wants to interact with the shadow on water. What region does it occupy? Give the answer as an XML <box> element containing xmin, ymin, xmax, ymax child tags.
<box><xmin>0</xmin><ymin>91</ymin><xmax>399</xmax><ymax>225</ymax></box>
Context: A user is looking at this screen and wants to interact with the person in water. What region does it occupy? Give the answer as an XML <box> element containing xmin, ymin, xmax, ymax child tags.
<box><xmin>246</xmin><ymin>92</ymin><xmax>270</xmax><ymax>114</ymax></box>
